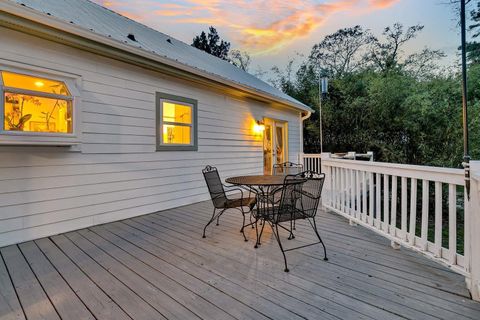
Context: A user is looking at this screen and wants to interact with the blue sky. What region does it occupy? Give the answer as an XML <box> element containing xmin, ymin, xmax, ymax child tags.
<box><xmin>95</xmin><ymin>0</ymin><xmax>466</xmax><ymax>71</ymax></box>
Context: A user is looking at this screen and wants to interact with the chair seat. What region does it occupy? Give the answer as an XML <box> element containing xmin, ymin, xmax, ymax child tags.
<box><xmin>255</xmin><ymin>206</ymin><xmax>309</xmax><ymax>223</ymax></box>
<box><xmin>225</xmin><ymin>197</ymin><xmax>257</xmax><ymax>209</ymax></box>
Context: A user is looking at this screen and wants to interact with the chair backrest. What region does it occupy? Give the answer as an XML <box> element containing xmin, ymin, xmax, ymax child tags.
<box><xmin>273</xmin><ymin>162</ymin><xmax>304</xmax><ymax>176</ymax></box>
<box><xmin>296</xmin><ymin>171</ymin><xmax>325</xmax><ymax>218</ymax></box>
<box><xmin>277</xmin><ymin>173</ymin><xmax>305</xmax><ymax>212</ymax></box>
<box><xmin>202</xmin><ymin>165</ymin><xmax>227</xmax><ymax>208</ymax></box>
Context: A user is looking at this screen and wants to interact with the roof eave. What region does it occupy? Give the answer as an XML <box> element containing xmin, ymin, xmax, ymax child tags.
<box><xmin>0</xmin><ymin>1</ymin><xmax>313</xmax><ymax>114</ymax></box>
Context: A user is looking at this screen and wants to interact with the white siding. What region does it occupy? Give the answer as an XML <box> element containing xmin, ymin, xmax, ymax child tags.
<box><xmin>0</xmin><ymin>27</ymin><xmax>303</xmax><ymax>246</ymax></box>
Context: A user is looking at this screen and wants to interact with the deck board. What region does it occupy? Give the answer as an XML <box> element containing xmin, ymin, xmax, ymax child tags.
<box><xmin>18</xmin><ymin>241</ymin><xmax>95</xmax><ymax>320</ymax></box>
<box><xmin>142</xmin><ymin>206</ymin><xmax>470</xmax><ymax>320</ymax></box>
<box><xmin>1</xmin><ymin>245</ymin><xmax>60</xmax><ymax>320</ymax></box>
<box><xmin>1</xmin><ymin>200</ymin><xmax>479</xmax><ymax>320</ymax></box>
<box><xmin>0</xmin><ymin>250</ymin><xmax>24</xmax><ymax>320</ymax></box>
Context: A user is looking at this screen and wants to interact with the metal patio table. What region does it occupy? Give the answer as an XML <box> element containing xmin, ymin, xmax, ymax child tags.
<box><xmin>225</xmin><ymin>175</ymin><xmax>306</xmax><ymax>248</ymax></box>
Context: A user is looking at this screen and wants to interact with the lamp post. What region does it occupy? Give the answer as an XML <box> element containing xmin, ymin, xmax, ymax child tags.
<box><xmin>460</xmin><ymin>0</ymin><xmax>471</xmax><ymax>198</ymax></box>
<box><xmin>319</xmin><ymin>76</ymin><xmax>328</xmax><ymax>154</ymax></box>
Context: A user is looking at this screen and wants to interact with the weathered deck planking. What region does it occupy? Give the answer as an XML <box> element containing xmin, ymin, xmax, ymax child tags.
<box><xmin>0</xmin><ymin>200</ymin><xmax>479</xmax><ymax>320</ymax></box>
<box><xmin>0</xmin><ymin>252</ymin><xmax>24</xmax><ymax>320</ymax></box>
<box><xmin>139</xmin><ymin>206</ymin><xmax>470</xmax><ymax>320</ymax></box>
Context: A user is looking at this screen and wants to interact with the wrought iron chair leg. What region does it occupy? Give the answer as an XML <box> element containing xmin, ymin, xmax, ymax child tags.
<box><xmin>203</xmin><ymin>208</ymin><xmax>217</xmax><ymax>238</ymax></box>
<box><xmin>240</xmin><ymin>208</ymin><xmax>248</xmax><ymax>242</ymax></box>
<box><xmin>311</xmin><ymin>218</ymin><xmax>328</xmax><ymax>261</ymax></box>
<box><xmin>254</xmin><ymin>218</ymin><xmax>260</xmax><ymax>248</ymax></box>
<box><xmin>272</xmin><ymin>222</ymin><xmax>289</xmax><ymax>272</ymax></box>
<box><xmin>240</xmin><ymin>210</ymin><xmax>245</xmax><ymax>233</ymax></box>
<box><xmin>203</xmin><ymin>208</ymin><xmax>226</xmax><ymax>238</ymax></box>
<box><xmin>288</xmin><ymin>219</ymin><xmax>295</xmax><ymax>240</ymax></box>
<box><xmin>257</xmin><ymin>218</ymin><xmax>266</xmax><ymax>246</ymax></box>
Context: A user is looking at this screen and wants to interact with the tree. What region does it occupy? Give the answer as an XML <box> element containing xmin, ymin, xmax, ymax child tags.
<box><xmin>368</xmin><ymin>23</ymin><xmax>424</xmax><ymax>72</ymax></box>
<box><xmin>309</xmin><ymin>26</ymin><xmax>373</xmax><ymax>77</ymax></box>
<box><xmin>192</xmin><ymin>26</ymin><xmax>231</xmax><ymax>61</ymax></box>
<box><xmin>268</xmin><ymin>22</ymin><xmax>477</xmax><ymax>168</ymax></box>
<box><xmin>229</xmin><ymin>50</ymin><xmax>251</xmax><ymax>71</ymax></box>
<box><xmin>467</xmin><ymin>1</ymin><xmax>480</xmax><ymax>63</ymax></box>
<box><xmin>403</xmin><ymin>48</ymin><xmax>446</xmax><ymax>79</ymax></box>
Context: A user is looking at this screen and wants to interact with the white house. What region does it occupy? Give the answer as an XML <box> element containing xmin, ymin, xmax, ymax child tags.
<box><xmin>0</xmin><ymin>0</ymin><xmax>313</xmax><ymax>246</ymax></box>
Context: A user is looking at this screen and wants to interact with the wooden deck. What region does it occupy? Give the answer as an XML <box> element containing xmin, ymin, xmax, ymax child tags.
<box><xmin>1</xmin><ymin>201</ymin><xmax>479</xmax><ymax>320</ymax></box>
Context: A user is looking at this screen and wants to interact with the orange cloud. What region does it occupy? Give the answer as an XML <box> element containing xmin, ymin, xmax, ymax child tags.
<box><xmin>93</xmin><ymin>0</ymin><xmax>399</xmax><ymax>54</ymax></box>
<box><xmin>369</xmin><ymin>0</ymin><xmax>400</xmax><ymax>8</ymax></box>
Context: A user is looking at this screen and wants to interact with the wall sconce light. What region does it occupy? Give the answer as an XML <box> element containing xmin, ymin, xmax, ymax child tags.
<box><xmin>253</xmin><ymin>120</ymin><xmax>265</xmax><ymax>134</ymax></box>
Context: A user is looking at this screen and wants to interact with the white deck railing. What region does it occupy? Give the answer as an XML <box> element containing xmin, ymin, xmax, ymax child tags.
<box><xmin>300</xmin><ymin>152</ymin><xmax>374</xmax><ymax>173</ymax></box>
<box><xmin>311</xmin><ymin>153</ymin><xmax>470</xmax><ymax>279</ymax></box>
<box><xmin>300</xmin><ymin>153</ymin><xmax>322</xmax><ymax>173</ymax></box>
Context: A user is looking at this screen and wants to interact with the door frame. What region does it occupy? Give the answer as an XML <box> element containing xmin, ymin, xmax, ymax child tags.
<box><xmin>263</xmin><ymin>118</ymin><xmax>288</xmax><ymax>175</ymax></box>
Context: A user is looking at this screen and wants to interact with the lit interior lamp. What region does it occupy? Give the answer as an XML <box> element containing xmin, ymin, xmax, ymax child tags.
<box><xmin>34</xmin><ymin>81</ymin><xmax>45</xmax><ymax>88</ymax></box>
<box><xmin>253</xmin><ymin>120</ymin><xmax>265</xmax><ymax>134</ymax></box>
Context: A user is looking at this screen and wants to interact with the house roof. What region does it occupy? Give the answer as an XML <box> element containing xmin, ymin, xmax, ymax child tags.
<box><xmin>3</xmin><ymin>0</ymin><xmax>313</xmax><ymax>113</ymax></box>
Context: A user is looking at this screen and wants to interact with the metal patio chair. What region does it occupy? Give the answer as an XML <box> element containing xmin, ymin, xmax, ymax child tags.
<box><xmin>273</xmin><ymin>162</ymin><xmax>304</xmax><ymax>176</ymax></box>
<box><xmin>257</xmin><ymin>171</ymin><xmax>328</xmax><ymax>272</ymax></box>
<box><xmin>202</xmin><ymin>165</ymin><xmax>256</xmax><ymax>241</ymax></box>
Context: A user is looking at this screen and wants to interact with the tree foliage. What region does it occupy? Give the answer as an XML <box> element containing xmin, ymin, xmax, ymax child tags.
<box><xmin>229</xmin><ymin>50</ymin><xmax>251</xmax><ymax>71</ymax></box>
<box><xmin>192</xmin><ymin>26</ymin><xmax>231</xmax><ymax>61</ymax></box>
<box><xmin>309</xmin><ymin>26</ymin><xmax>373</xmax><ymax>77</ymax></box>
<box><xmin>270</xmin><ymin>22</ymin><xmax>480</xmax><ymax>168</ymax></box>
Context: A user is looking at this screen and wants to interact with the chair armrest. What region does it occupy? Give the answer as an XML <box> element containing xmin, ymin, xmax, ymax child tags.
<box><xmin>224</xmin><ymin>187</ymin><xmax>244</xmax><ymax>199</ymax></box>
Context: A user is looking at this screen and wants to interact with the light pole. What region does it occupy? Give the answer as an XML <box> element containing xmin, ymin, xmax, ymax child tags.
<box><xmin>319</xmin><ymin>76</ymin><xmax>328</xmax><ymax>154</ymax></box>
<box><xmin>460</xmin><ymin>0</ymin><xmax>471</xmax><ymax>198</ymax></box>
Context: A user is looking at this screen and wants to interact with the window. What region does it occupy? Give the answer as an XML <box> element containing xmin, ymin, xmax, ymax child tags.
<box><xmin>156</xmin><ymin>92</ymin><xmax>197</xmax><ymax>151</ymax></box>
<box><xmin>1</xmin><ymin>71</ymin><xmax>74</xmax><ymax>134</ymax></box>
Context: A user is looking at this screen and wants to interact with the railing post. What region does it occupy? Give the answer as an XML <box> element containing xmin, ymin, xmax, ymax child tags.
<box><xmin>321</xmin><ymin>153</ymin><xmax>332</xmax><ymax>206</ymax></box>
<box><xmin>467</xmin><ymin>161</ymin><xmax>480</xmax><ymax>301</ymax></box>
<box><xmin>298</xmin><ymin>152</ymin><xmax>304</xmax><ymax>168</ymax></box>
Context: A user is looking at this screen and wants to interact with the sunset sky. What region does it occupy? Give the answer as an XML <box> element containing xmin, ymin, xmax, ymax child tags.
<box><xmin>94</xmin><ymin>0</ymin><xmax>465</xmax><ymax>71</ymax></box>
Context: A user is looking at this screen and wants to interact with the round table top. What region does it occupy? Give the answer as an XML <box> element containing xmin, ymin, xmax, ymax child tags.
<box><xmin>225</xmin><ymin>175</ymin><xmax>305</xmax><ymax>187</ymax></box>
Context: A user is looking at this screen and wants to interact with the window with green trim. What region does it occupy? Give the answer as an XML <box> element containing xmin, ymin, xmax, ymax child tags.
<box><xmin>156</xmin><ymin>92</ymin><xmax>197</xmax><ymax>151</ymax></box>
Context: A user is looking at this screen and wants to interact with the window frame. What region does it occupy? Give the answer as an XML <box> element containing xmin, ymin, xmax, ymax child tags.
<box><xmin>156</xmin><ymin>92</ymin><xmax>198</xmax><ymax>151</ymax></box>
<box><xmin>0</xmin><ymin>65</ymin><xmax>81</xmax><ymax>146</ymax></box>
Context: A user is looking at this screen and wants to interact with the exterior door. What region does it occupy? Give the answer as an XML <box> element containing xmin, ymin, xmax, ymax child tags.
<box><xmin>263</xmin><ymin>119</ymin><xmax>287</xmax><ymax>174</ymax></box>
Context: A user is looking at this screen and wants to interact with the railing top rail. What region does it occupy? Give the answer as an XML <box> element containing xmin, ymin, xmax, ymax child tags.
<box><xmin>323</xmin><ymin>158</ymin><xmax>464</xmax><ymax>185</ymax></box>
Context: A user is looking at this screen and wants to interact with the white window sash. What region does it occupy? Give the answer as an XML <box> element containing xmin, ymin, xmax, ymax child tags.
<box><xmin>159</xmin><ymin>99</ymin><xmax>194</xmax><ymax>146</ymax></box>
<box><xmin>0</xmin><ymin>71</ymin><xmax>76</xmax><ymax>138</ymax></box>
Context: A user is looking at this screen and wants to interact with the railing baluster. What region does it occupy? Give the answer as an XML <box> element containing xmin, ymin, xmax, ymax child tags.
<box><xmin>356</xmin><ymin>170</ymin><xmax>361</xmax><ymax>220</ymax></box>
<box><xmin>328</xmin><ymin>166</ymin><xmax>332</xmax><ymax>207</ymax></box>
<box><xmin>362</xmin><ymin>171</ymin><xmax>367</xmax><ymax>222</ymax></box>
<box><xmin>350</xmin><ymin>169</ymin><xmax>355</xmax><ymax>216</ymax></box>
<box><xmin>391</xmin><ymin>175</ymin><xmax>398</xmax><ymax>236</ymax></box>
<box><xmin>401</xmin><ymin>177</ymin><xmax>407</xmax><ymax>241</ymax></box>
<box><xmin>409</xmin><ymin>178</ymin><xmax>417</xmax><ymax>246</ymax></box>
<box><xmin>464</xmin><ymin>190</ymin><xmax>470</xmax><ymax>274</ymax></box>
<box><xmin>345</xmin><ymin>169</ymin><xmax>350</xmax><ymax>215</ymax></box>
<box><xmin>384</xmin><ymin>174</ymin><xmax>390</xmax><ymax>233</ymax></box>
<box><xmin>369</xmin><ymin>172</ymin><xmax>374</xmax><ymax>226</ymax></box>
<box><xmin>376</xmin><ymin>173</ymin><xmax>381</xmax><ymax>228</ymax></box>
<box><xmin>421</xmin><ymin>180</ymin><xmax>429</xmax><ymax>251</ymax></box>
<box><xmin>434</xmin><ymin>181</ymin><xmax>442</xmax><ymax>257</ymax></box>
<box><xmin>336</xmin><ymin>167</ymin><xmax>339</xmax><ymax>210</ymax></box>
<box><xmin>340</xmin><ymin>168</ymin><xmax>345</xmax><ymax>212</ymax></box>
<box><xmin>448</xmin><ymin>184</ymin><xmax>457</xmax><ymax>264</ymax></box>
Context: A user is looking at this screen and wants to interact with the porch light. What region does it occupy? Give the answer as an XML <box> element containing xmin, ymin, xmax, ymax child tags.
<box><xmin>253</xmin><ymin>120</ymin><xmax>265</xmax><ymax>134</ymax></box>
<box><xmin>34</xmin><ymin>81</ymin><xmax>44</xmax><ymax>87</ymax></box>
